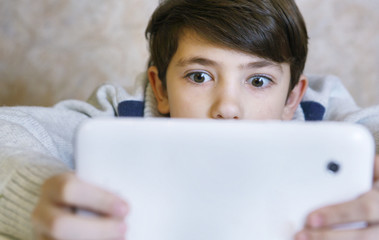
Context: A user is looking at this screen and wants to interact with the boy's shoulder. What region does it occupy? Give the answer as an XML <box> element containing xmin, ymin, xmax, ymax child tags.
<box><xmin>298</xmin><ymin>75</ymin><xmax>359</xmax><ymax>121</ymax></box>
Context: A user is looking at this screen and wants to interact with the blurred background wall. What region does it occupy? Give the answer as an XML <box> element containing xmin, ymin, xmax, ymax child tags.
<box><xmin>0</xmin><ymin>0</ymin><xmax>378</xmax><ymax>107</ymax></box>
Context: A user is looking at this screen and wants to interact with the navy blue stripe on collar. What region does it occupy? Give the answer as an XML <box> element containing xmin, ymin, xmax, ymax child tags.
<box><xmin>300</xmin><ymin>101</ymin><xmax>325</xmax><ymax>121</ymax></box>
<box><xmin>117</xmin><ymin>100</ymin><xmax>144</xmax><ymax>117</ymax></box>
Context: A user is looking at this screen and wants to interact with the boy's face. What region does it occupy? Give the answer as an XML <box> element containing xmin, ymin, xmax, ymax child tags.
<box><xmin>149</xmin><ymin>30</ymin><xmax>307</xmax><ymax>120</ymax></box>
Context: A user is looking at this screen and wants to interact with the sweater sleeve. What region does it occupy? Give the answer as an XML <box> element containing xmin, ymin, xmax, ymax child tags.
<box><xmin>304</xmin><ymin>75</ymin><xmax>379</xmax><ymax>153</ymax></box>
<box><xmin>0</xmin><ymin>84</ymin><xmax>125</xmax><ymax>240</ymax></box>
<box><xmin>343</xmin><ymin>105</ymin><xmax>379</xmax><ymax>154</ymax></box>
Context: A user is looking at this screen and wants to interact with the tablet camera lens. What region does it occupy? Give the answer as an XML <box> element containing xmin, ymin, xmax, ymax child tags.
<box><xmin>327</xmin><ymin>161</ymin><xmax>340</xmax><ymax>174</ymax></box>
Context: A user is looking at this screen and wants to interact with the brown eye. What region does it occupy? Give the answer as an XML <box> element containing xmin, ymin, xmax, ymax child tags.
<box><xmin>187</xmin><ymin>72</ymin><xmax>212</xmax><ymax>83</ymax></box>
<box><xmin>248</xmin><ymin>76</ymin><xmax>271</xmax><ymax>88</ymax></box>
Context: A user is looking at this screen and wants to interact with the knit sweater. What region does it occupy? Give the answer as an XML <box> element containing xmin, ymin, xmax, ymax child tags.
<box><xmin>0</xmin><ymin>74</ymin><xmax>378</xmax><ymax>240</ymax></box>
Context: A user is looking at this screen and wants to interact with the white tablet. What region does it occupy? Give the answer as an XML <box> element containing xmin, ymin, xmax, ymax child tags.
<box><xmin>75</xmin><ymin>118</ymin><xmax>375</xmax><ymax>240</ymax></box>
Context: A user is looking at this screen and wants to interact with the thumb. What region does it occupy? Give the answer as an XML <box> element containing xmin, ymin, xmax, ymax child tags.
<box><xmin>374</xmin><ymin>154</ymin><xmax>379</xmax><ymax>182</ymax></box>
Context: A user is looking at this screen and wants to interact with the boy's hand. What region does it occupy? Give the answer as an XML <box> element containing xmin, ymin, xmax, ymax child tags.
<box><xmin>295</xmin><ymin>154</ymin><xmax>379</xmax><ymax>240</ymax></box>
<box><xmin>32</xmin><ymin>172</ymin><xmax>128</xmax><ymax>240</ymax></box>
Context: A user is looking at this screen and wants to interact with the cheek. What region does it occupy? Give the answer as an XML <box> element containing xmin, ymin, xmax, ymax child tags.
<box><xmin>167</xmin><ymin>85</ymin><xmax>209</xmax><ymax>118</ymax></box>
<box><xmin>246</xmin><ymin>104</ymin><xmax>283</xmax><ymax>120</ymax></box>
<box><xmin>244</xmin><ymin>90</ymin><xmax>288</xmax><ymax>120</ymax></box>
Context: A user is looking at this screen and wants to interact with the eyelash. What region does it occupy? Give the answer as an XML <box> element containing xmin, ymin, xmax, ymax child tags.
<box><xmin>184</xmin><ymin>71</ymin><xmax>274</xmax><ymax>88</ymax></box>
<box><xmin>246</xmin><ymin>74</ymin><xmax>274</xmax><ymax>88</ymax></box>
<box><xmin>184</xmin><ymin>71</ymin><xmax>213</xmax><ymax>84</ymax></box>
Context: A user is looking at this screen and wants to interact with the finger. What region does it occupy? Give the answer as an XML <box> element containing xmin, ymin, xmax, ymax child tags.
<box><xmin>33</xmin><ymin>201</ymin><xmax>126</xmax><ymax>240</ymax></box>
<box><xmin>305</xmin><ymin>189</ymin><xmax>379</xmax><ymax>228</ymax></box>
<box><xmin>374</xmin><ymin>155</ymin><xmax>379</xmax><ymax>182</ymax></box>
<box><xmin>39</xmin><ymin>235</ymin><xmax>52</xmax><ymax>240</ymax></box>
<box><xmin>46</xmin><ymin>215</ymin><xmax>126</xmax><ymax>240</ymax></box>
<box><xmin>295</xmin><ymin>225</ymin><xmax>379</xmax><ymax>240</ymax></box>
<box><xmin>34</xmin><ymin>232</ymin><xmax>54</xmax><ymax>240</ymax></box>
<box><xmin>42</xmin><ymin>173</ymin><xmax>128</xmax><ymax>218</ymax></box>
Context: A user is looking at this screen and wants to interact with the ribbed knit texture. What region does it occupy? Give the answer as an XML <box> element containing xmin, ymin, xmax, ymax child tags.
<box><xmin>0</xmin><ymin>152</ymin><xmax>68</xmax><ymax>240</ymax></box>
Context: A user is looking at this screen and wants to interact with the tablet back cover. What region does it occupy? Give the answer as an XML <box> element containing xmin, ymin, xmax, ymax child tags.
<box><xmin>76</xmin><ymin>119</ymin><xmax>374</xmax><ymax>240</ymax></box>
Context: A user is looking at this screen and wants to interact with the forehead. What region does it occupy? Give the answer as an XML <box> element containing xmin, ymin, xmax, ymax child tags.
<box><xmin>176</xmin><ymin>29</ymin><xmax>249</xmax><ymax>57</ymax></box>
<box><xmin>171</xmin><ymin>29</ymin><xmax>288</xmax><ymax>73</ymax></box>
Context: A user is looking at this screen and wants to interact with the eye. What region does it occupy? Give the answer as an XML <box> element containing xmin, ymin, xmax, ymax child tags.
<box><xmin>186</xmin><ymin>72</ymin><xmax>212</xmax><ymax>84</ymax></box>
<box><xmin>247</xmin><ymin>75</ymin><xmax>272</xmax><ymax>88</ymax></box>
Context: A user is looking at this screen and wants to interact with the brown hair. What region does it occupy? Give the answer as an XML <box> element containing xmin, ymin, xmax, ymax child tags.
<box><xmin>146</xmin><ymin>0</ymin><xmax>308</xmax><ymax>90</ymax></box>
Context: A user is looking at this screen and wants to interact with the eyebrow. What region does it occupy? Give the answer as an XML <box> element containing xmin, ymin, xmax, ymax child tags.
<box><xmin>176</xmin><ymin>57</ymin><xmax>217</xmax><ymax>68</ymax></box>
<box><xmin>244</xmin><ymin>60</ymin><xmax>283</xmax><ymax>73</ymax></box>
<box><xmin>175</xmin><ymin>56</ymin><xmax>283</xmax><ymax>73</ymax></box>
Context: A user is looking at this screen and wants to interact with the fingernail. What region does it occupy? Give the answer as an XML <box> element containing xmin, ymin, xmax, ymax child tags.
<box><xmin>119</xmin><ymin>223</ymin><xmax>127</xmax><ymax>234</ymax></box>
<box><xmin>296</xmin><ymin>232</ymin><xmax>309</xmax><ymax>240</ymax></box>
<box><xmin>114</xmin><ymin>202</ymin><xmax>128</xmax><ymax>217</ymax></box>
<box><xmin>308</xmin><ymin>213</ymin><xmax>324</xmax><ymax>228</ymax></box>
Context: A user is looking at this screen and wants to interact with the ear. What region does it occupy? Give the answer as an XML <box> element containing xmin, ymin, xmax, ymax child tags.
<box><xmin>148</xmin><ymin>66</ymin><xmax>170</xmax><ymax>114</ymax></box>
<box><xmin>282</xmin><ymin>75</ymin><xmax>308</xmax><ymax>120</ymax></box>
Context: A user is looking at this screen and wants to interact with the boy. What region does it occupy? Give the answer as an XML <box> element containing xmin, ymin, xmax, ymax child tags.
<box><xmin>0</xmin><ymin>0</ymin><xmax>378</xmax><ymax>239</ymax></box>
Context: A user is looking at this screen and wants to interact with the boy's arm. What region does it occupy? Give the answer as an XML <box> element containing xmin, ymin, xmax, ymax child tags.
<box><xmin>305</xmin><ymin>75</ymin><xmax>379</xmax><ymax>152</ymax></box>
<box><xmin>343</xmin><ymin>105</ymin><xmax>379</xmax><ymax>154</ymax></box>
<box><xmin>0</xmin><ymin>107</ymin><xmax>83</xmax><ymax>239</ymax></box>
<box><xmin>0</xmin><ymin>147</ymin><xmax>68</xmax><ymax>239</ymax></box>
<box><xmin>0</xmin><ymin>83</ymin><xmax>131</xmax><ymax>239</ymax></box>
